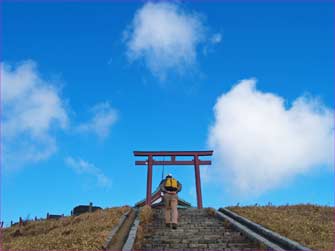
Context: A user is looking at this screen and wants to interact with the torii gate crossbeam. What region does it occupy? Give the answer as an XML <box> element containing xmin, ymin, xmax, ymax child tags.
<box><xmin>134</xmin><ymin>151</ymin><xmax>213</xmax><ymax>209</ymax></box>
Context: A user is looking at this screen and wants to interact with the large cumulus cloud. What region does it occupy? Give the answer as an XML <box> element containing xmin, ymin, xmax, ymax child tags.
<box><xmin>208</xmin><ymin>79</ymin><xmax>333</xmax><ymax>195</ymax></box>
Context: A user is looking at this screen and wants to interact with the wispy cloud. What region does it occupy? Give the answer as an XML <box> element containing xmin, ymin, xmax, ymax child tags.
<box><xmin>188</xmin><ymin>186</ymin><xmax>197</xmax><ymax>202</ymax></box>
<box><xmin>208</xmin><ymin>79</ymin><xmax>334</xmax><ymax>196</ymax></box>
<box><xmin>210</xmin><ymin>33</ymin><xmax>222</xmax><ymax>44</ymax></box>
<box><xmin>76</xmin><ymin>102</ymin><xmax>118</xmax><ymax>139</ymax></box>
<box><xmin>65</xmin><ymin>156</ymin><xmax>111</xmax><ymax>187</ymax></box>
<box><xmin>1</xmin><ymin>60</ymin><xmax>68</xmax><ymax>170</ymax></box>
<box><xmin>124</xmin><ymin>2</ymin><xmax>207</xmax><ymax>80</ymax></box>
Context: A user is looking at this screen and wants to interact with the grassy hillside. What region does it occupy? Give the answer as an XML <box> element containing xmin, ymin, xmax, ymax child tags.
<box><xmin>228</xmin><ymin>204</ymin><xmax>334</xmax><ymax>251</ymax></box>
<box><xmin>2</xmin><ymin>206</ymin><xmax>130</xmax><ymax>251</ymax></box>
<box><xmin>3</xmin><ymin>204</ymin><xmax>333</xmax><ymax>250</ymax></box>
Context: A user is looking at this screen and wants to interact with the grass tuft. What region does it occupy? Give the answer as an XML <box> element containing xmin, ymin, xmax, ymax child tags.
<box><xmin>207</xmin><ymin>207</ymin><xmax>216</xmax><ymax>217</ymax></box>
<box><xmin>134</xmin><ymin>205</ymin><xmax>153</xmax><ymax>249</ymax></box>
<box><xmin>139</xmin><ymin>205</ymin><xmax>152</xmax><ymax>224</ymax></box>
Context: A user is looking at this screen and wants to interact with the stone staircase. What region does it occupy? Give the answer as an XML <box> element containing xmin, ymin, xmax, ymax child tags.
<box><xmin>139</xmin><ymin>208</ymin><xmax>260</xmax><ymax>250</ymax></box>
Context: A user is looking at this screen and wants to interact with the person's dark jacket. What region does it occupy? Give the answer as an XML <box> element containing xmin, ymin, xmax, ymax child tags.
<box><xmin>159</xmin><ymin>178</ymin><xmax>182</xmax><ymax>193</ymax></box>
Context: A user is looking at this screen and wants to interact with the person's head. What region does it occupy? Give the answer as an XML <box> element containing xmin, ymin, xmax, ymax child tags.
<box><xmin>166</xmin><ymin>173</ymin><xmax>172</xmax><ymax>178</ymax></box>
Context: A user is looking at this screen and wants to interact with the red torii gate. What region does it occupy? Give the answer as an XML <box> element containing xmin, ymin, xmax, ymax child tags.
<box><xmin>134</xmin><ymin>151</ymin><xmax>213</xmax><ymax>209</ymax></box>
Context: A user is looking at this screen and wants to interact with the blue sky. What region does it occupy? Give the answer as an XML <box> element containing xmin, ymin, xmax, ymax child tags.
<box><xmin>1</xmin><ymin>1</ymin><xmax>334</xmax><ymax>226</ymax></box>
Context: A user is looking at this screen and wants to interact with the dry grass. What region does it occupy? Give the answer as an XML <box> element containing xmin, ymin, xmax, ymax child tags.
<box><xmin>228</xmin><ymin>204</ymin><xmax>334</xmax><ymax>251</ymax></box>
<box><xmin>2</xmin><ymin>206</ymin><xmax>130</xmax><ymax>251</ymax></box>
<box><xmin>139</xmin><ymin>205</ymin><xmax>152</xmax><ymax>224</ymax></box>
<box><xmin>134</xmin><ymin>205</ymin><xmax>153</xmax><ymax>250</ymax></box>
<box><xmin>207</xmin><ymin>207</ymin><xmax>216</xmax><ymax>217</ymax></box>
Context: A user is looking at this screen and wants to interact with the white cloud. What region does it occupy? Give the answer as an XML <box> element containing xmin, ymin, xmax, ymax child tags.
<box><xmin>125</xmin><ymin>2</ymin><xmax>206</xmax><ymax>79</ymax></box>
<box><xmin>203</xmin><ymin>32</ymin><xmax>222</xmax><ymax>55</ymax></box>
<box><xmin>76</xmin><ymin>102</ymin><xmax>117</xmax><ymax>139</ymax></box>
<box><xmin>1</xmin><ymin>60</ymin><xmax>68</xmax><ymax>170</ymax></box>
<box><xmin>208</xmin><ymin>79</ymin><xmax>334</xmax><ymax>195</ymax></box>
<box><xmin>65</xmin><ymin>157</ymin><xmax>111</xmax><ymax>187</ymax></box>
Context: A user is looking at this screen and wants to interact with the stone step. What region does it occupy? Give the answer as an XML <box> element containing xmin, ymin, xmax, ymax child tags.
<box><xmin>144</xmin><ymin>233</ymin><xmax>247</xmax><ymax>238</ymax></box>
<box><xmin>143</xmin><ymin>241</ymin><xmax>255</xmax><ymax>246</ymax></box>
<box><xmin>145</xmin><ymin>226</ymin><xmax>227</xmax><ymax>230</ymax></box>
<box><xmin>153</xmin><ymin>209</ymin><xmax>208</xmax><ymax>215</ymax></box>
<box><xmin>140</xmin><ymin>243</ymin><xmax>259</xmax><ymax>250</ymax></box>
<box><xmin>138</xmin><ymin>208</ymin><xmax>260</xmax><ymax>250</ymax></box>
<box><xmin>143</xmin><ymin>236</ymin><xmax>252</xmax><ymax>243</ymax></box>
<box><xmin>147</xmin><ymin>222</ymin><xmax>226</xmax><ymax>225</ymax></box>
<box><xmin>151</xmin><ymin>218</ymin><xmax>224</xmax><ymax>223</ymax></box>
<box><xmin>147</xmin><ymin>223</ymin><xmax>226</xmax><ymax>226</ymax></box>
<box><xmin>145</xmin><ymin>227</ymin><xmax>227</xmax><ymax>231</ymax></box>
<box><xmin>143</xmin><ymin>231</ymin><xmax>228</xmax><ymax>236</ymax></box>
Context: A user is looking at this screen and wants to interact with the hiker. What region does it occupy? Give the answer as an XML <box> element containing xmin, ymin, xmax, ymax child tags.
<box><xmin>159</xmin><ymin>173</ymin><xmax>182</xmax><ymax>229</ymax></box>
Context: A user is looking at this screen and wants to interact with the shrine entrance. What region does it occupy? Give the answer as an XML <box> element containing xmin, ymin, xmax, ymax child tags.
<box><xmin>134</xmin><ymin>151</ymin><xmax>213</xmax><ymax>209</ymax></box>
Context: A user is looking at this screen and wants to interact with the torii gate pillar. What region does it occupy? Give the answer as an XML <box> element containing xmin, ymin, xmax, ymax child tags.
<box><xmin>134</xmin><ymin>151</ymin><xmax>213</xmax><ymax>209</ymax></box>
<box><xmin>194</xmin><ymin>155</ymin><xmax>203</xmax><ymax>208</ymax></box>
<box><xmin>146</xmin><ymin>155</ymin><xmax>153</xmax><ymax>206</ymax></box>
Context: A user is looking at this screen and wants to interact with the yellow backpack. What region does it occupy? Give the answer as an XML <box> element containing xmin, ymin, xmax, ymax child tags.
<box><xmin>165</xmin><ymin>177</ymin><xmax>178</xmax><ymax>191</ymax></box>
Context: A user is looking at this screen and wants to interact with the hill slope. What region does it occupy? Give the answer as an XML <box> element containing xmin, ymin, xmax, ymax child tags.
<box><xmin>2</xmin><ymin>206</ymin><xmax>129</xmax><ymax>251</ymax></box>
<box><xmin>3</xmin><ymin>204</ymin><xmax>333</xmax><ymax>250</ymax></box>
<box><xmin>228</xmin><ymin>204</ymin><xmax>334</xmax><ymax>251</ymax></box>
